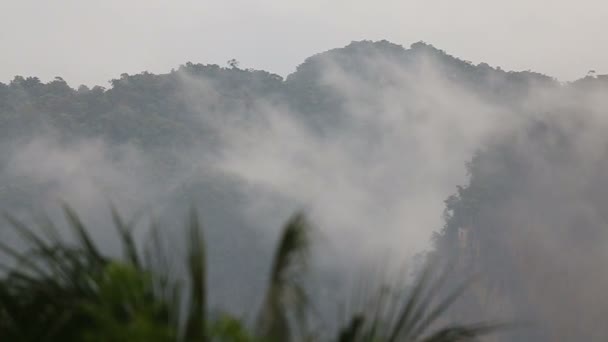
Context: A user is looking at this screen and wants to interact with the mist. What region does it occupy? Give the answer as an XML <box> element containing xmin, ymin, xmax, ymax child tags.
<box><xmin>439</xmin><ymin>80</ymin><xmax>608</xmax><ymax>341</ymax></box>
<box><xmin>210</xmin><ymin>45</ymin><xmax>515</xmax><ymax>262</ymax></box>
<box><xmin>2</xmin><ymin>40</ymin><xmax>608</xmax><ymax>340</ymax></box>
<box><xmin>3</xmin><ymin>0</ymin><xmax>608</xmax><ymax>85</ymax></box>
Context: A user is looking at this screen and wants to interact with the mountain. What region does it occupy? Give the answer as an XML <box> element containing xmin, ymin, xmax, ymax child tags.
<box><xmin>0</xmin><ymin>40</ymin><xmax>569</xmax><ymax>147</ymax></box>
<box><xmin>1</xmin><ymin>40</ymin><xmax>608</xmax><ymax>341</ymax></box>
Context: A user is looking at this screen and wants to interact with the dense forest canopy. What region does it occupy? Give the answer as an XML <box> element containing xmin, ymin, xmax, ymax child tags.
<box><xmin>2</xmin><ymin>40</ymin><xmax>608</xmax><ymax>341</ymax></box>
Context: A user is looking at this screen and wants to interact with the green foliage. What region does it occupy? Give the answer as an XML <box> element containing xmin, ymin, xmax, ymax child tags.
<box><xmin>334</xmin><ymin>263</ymin><xmax>499</xmax><ymax>342</ymax></box>
<box><xmin>209</xmin><ymin>314</ymin><xmax>261</xmax><ymax>342</ymax></box>
<box><xmin>80</xmin><ymin>262</ymin><xmax>175</xmax><ymax>342</ymax></box>
<box><xmin>257</xmin><ymin>212</ymin><xmax>310</xmax><ymax>342</ymax></box>
<box><xmin>185</xmin><ymin>207</ymin><xmax>208</xmax><ymax>341</ymax></box>
<box><xmin>0</xmin><ymin>205</ymin><xmax>497</xmax><ymax>341</ymax></box>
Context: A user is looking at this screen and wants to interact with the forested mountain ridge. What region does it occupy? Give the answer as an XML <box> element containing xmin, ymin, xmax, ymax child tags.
<box><xmin>2</xmin><ymin>40</ymin><xmax>608</xmax><ymax>341</ymax></box>
<box><xmin>0</xmin><ymin>64</ymin><xmax>283</xmax><ymax>147</ymax></box>
<box><xmin>1</xmin><ymin>40</ymin><xmax>582</xmax><ymax>148</ymax></box>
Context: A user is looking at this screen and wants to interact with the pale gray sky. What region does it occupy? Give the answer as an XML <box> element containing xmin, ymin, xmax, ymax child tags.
<box><xmin>1</xmin><ymin>0</ymin><xmax>606</xmax><ymax>86</ymax></box>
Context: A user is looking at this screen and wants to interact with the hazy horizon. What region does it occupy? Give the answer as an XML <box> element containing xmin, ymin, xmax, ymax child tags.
<box><xmin>2</xmin><ymin>2</ymin><xmax>608</xmax><ymax>340</ymax></box>
<box><xmin>2</xmin><ymin>0</ymin><xmax>607</xmax><ymax>86</ymax></box>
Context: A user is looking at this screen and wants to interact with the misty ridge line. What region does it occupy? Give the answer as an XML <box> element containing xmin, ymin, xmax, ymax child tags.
<box><xmin>2</xmin><ymin>39</ymin><xmax>608</xmax><ymax>341</ymax></box>
<box><xmin>0</xmin><ymin>39</ymin><xmax>605</xmax><ymax>256</ymax></box>
<box><xmin>5</xmin><ymin>40</ymin><xmax>600</xmax><ymax>90</ymax></box>
<box><xmin>0</xmin><ymin>39</ymin><xmax>605</xmax><ymax>262</ymax></box>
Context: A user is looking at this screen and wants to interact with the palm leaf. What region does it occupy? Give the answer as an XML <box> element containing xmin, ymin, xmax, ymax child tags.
<box><xmin>336</xmin><ymin>261</ymin><xmax>499</xmax><ymax>342</ymax></box>
<box><xmin>387</xmin><ymin>263</ymin><xmax>435</xmax><ymax>342</ymax></box>
<box><xmin>110</xmin><ymin>204</ymin><xmax>141</xmax><ymax>269</ymax></box>
<box><xmin>61</xmin><ymin>204</ymin><xmax>105</xmax><ymax>266</ymax></box>
<box><xmin>420</xmin><ymin>323</ymin><xmax>500</xmax><ymax>342</ymax></box>
<box><xmin>184</xmin><ymin>207</ymin><xmax>207</xmax><ymax>341</ymax></box>
<box><xmin>406</xmin><ymin>278</ymin><xmax>475</xmax><ymax>341</ymax></box>
<box><xmin>257</xmin><ymin>212</ymin><xmax>311</xmax><ymax>342</ymax></box>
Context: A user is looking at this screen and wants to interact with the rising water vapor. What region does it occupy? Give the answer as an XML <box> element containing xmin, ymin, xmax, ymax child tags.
<box><xmin>2</xmin><ymin>41</ymin><xmax>608</xmax><ymax>340</ymax></box>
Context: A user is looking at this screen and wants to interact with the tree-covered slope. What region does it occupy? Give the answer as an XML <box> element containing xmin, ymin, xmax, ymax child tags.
<box><xmin>2</xmin><ymin>40</ymin><xmax>608</xmax><ymax>341</ymax></box>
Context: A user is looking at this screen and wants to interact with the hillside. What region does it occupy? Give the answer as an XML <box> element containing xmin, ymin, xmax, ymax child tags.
<box><xmin>2</xmin><ymin>40</ymin><xmax>608</xmax><ymax>341</ymax></box>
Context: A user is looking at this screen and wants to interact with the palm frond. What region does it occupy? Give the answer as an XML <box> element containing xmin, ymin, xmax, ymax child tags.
<box><xmin>61</xmin><ymin>204</ymin><xmax>105</xmax><ymax>266</ymax></box>
<box><xmin>336</xmin><ymin>261</ymin><xmax>499</xmax><ymax>342</ymax></box>
<box><xmin>257</xmin><ymin>212</ymin><xmax>311</xmax><ymax>342</ymax></box>
<box><xmin>420</xmin><ymin>323</ymin><xmax>500</xmax><ymax>342</ymax></box>
<box><xmin>184</xmin><ymin>207</ymin><xmax>207</xmax><ymax>341</ymax></box>
<box><xmin>110</xmin><ymin>204</ymin><xmax>141</xmax><ymax>269</ymax></box>
<box><xmin>387</xmin><ymin>264</ymin><xmax>435</xmax><ymax>342</ymax></box>
<box><xmin>0</xmin><ymin>205</ymin><xmax>500</xmax><ymax>342</ymax></box>
<box><xmin>406</xmin><ymin>278</ymin><xmax>475</xmax><ymax>341</ymax></box>
<box><xmin>33</xmin><ymin>213</ymin><xmax>63</xmax><ymax>246</ymax></box>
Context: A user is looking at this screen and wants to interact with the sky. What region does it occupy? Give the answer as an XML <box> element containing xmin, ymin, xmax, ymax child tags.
<box><xmin>3</xmin><ymin>2</ymin><xmax>608</xmax><ymax>336</ymax></box>
<box><xmin>1</xmin><ymin>0</ymin><xmax>607</xmax><ymax>86</ymax></box>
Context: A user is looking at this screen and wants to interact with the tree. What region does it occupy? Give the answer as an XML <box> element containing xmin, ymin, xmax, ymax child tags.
<box><xmin>0</xmin><ymin>206</ymin><xmax>497</xmax><ymax>341</ymax></box>
<box><xmin>227</xmin><ymin>59</ymin><xmax>240</xmax><ymax>69</ymax></box>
